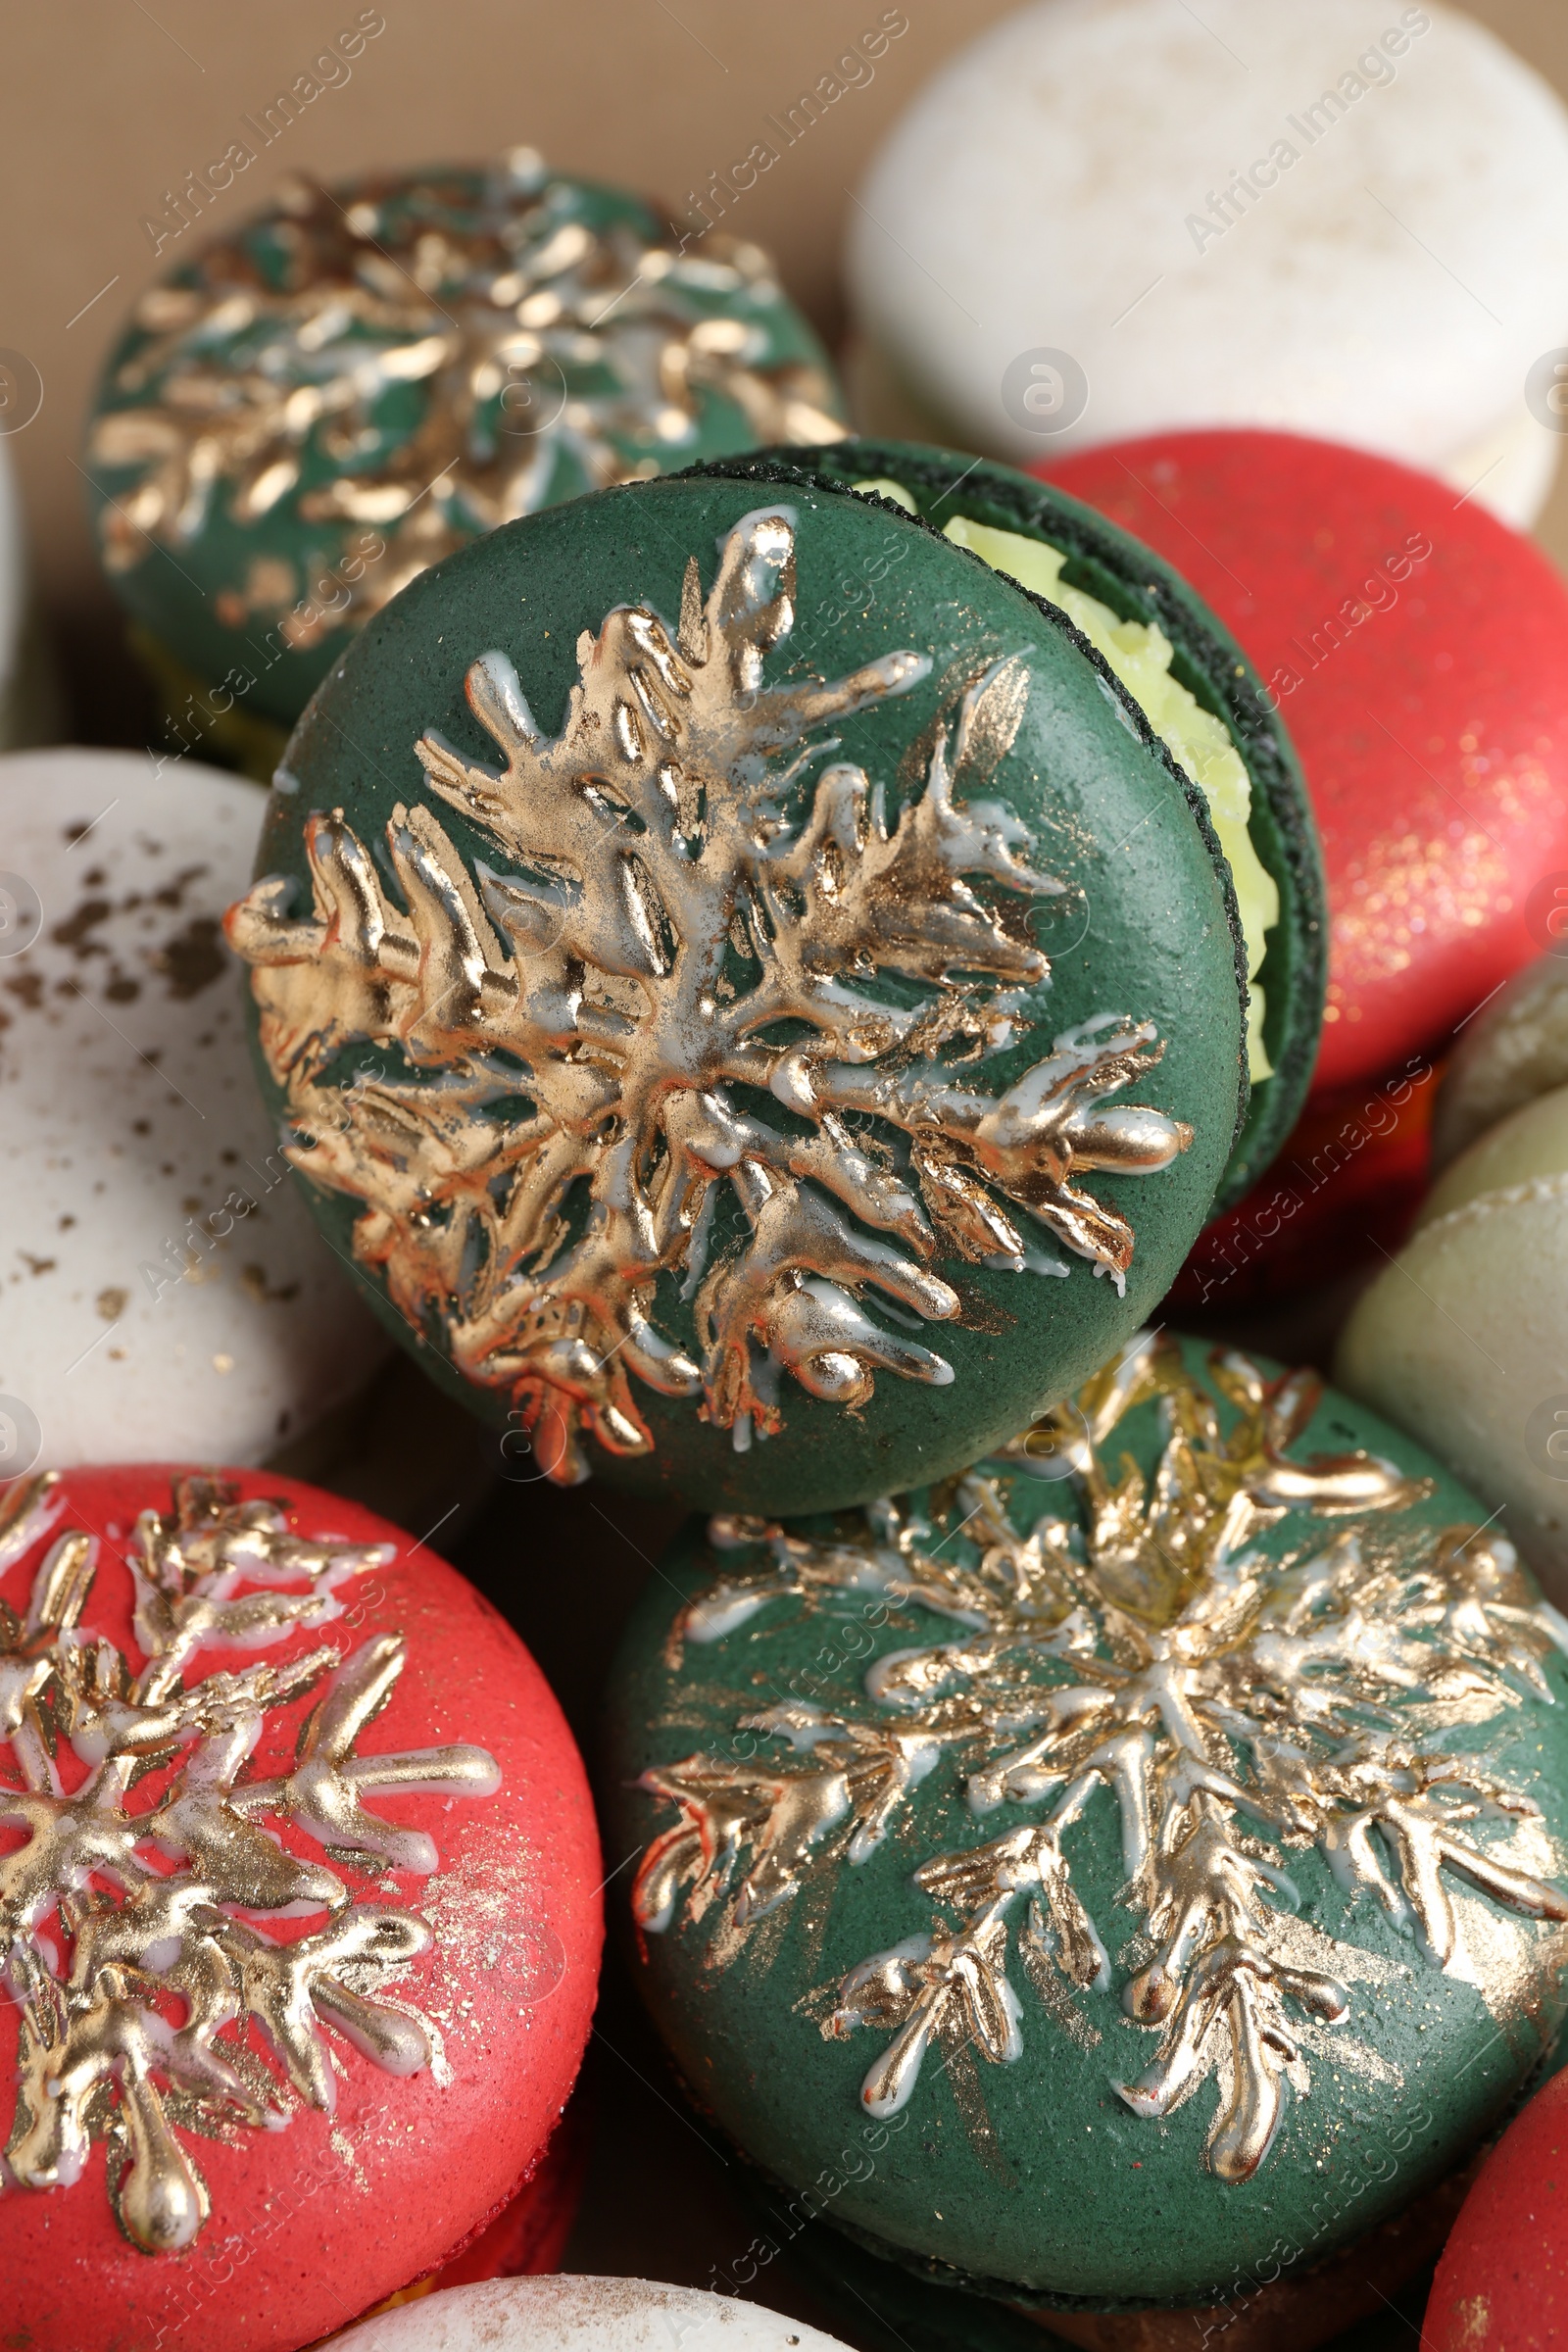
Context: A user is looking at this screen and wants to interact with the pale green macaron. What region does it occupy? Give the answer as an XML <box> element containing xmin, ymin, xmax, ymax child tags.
<box><xmin>1338</xmin><ymin>1077</ymin><xmax>1568</xmax><ymax>1597</ymax></box>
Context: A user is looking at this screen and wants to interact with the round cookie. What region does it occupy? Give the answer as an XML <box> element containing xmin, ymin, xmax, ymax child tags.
<box><xmin>1434</xmin><ymin>950</ymin><xmax>1568</xmax><ymax>1170</ymax></box>
<box><xmin>225</xmin><ymin>466</ymin><xmax>1255</xmax><ymax>1512</ymax></box>
<box><xmin>846</xmin><ymin>0</ymin><xmax>1568</xmax><ymax>528</ymax></box>
<box><xmin>83</xmin><ymin>155</ymin><xmax>845</xmax><ymax>747</ymax></box>
<box><xmin>1336</xmin><ymin>1083</ymin><xmax>1568</xmax><ymax>1598</ymax></box>
<box><xmin>0</xmin><ymin>749</ymin><xmax>389</xmax><ymax>1473</ymax></box>
<box><xmin>1423</xmin><ymin>2066</ymin><xmax>1568</xmax><ymax>2351</ymax></box>
<box><xmin>1042</xmin><ymin>428</ymin><xmax>1568</xmax><ymax>1099</ymax></box>
<box><xmin>326</xmin><ymin>2276</ymin><xmax>857</xmax><ymax>2349</ymax></box>
<box><xmin>0</xmin><ymin>1462</ymin><xmax>601</xmax><ymax>2351</ymax></box>
<box><xmin>728</xmin><ymin>440</ymin><xmax>1325</xmax><ymax>1206</ymax></box>
<box><xmin>605</xmin><ymin>1332</ymin><xmax>1568</xmax><ymax>2345</ymax></box>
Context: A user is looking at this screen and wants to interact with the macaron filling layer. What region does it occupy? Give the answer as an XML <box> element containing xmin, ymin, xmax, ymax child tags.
<box><xmin>856</xmin><ymin>482</ymin><xmax>1276</xmax><ymax>1080</ymax></box>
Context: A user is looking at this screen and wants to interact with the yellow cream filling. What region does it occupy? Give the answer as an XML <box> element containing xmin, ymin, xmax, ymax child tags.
<box><xmin>852</xmin><ymin>481</ymin><xmax>1277</xmax><ymax>1082</ymax></box>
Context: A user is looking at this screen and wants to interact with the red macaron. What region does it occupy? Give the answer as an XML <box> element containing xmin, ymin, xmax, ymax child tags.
<box><xmin>1424</xmin><ymin>2064</ymin><xmax>1568</xmax><ymax>2348</ymax></box>
<box><xmin>1041</xmin><ymin>428</ymin><xmax>1568</xmax><ymax>1098</ymax></box>
<box><xmin>0</xmin><ymin>1464</ymin><xmax>601</xmax><ymax>2352</ymax></box>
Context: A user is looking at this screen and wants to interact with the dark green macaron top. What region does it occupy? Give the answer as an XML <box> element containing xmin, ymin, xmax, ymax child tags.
<box><xmin>226</xmin><ymin>466</ymin><xmax>1253</xmax><ymax>1513</ymax></box>
<box><xmin>83</xmin><ymin>153</ymin><xmax>845</xmax><ymax>731</ymax></box>
<box><xmin>697</xmin><ymin>439</ymin><xmax>1326</xmax><ymax>1207</ymax></box>
<box><xmin>602</xmin><ymin>1333</ymin><xmax>1568</xmax><ymax>2318</ymax></box>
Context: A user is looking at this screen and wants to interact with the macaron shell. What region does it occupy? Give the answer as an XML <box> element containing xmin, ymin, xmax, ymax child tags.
<box><xmin>0</xmin><ymin>1466</ymin><xmax>602</xmax><ymax>2352</ymax></box>
<box><xmin>1423</xmin><ymin>2066</ymin><xmax>1568</xmax><ymax>2350</ymax></box>
<box><xmin>1420</xmin><ymin>1081</ymin><xmax>1568</xmax><ymax>1225</ymax></box>
<box><xmin>0</xmin><ymin>749</ymin><xmax>389</xmax><ymax>1469</ymax></box>
<box><xmin>84</xmin><ymin>165</ymin><xmax>845</xmax><ymax>731</ymax></box>
<box><xmin>1042</xmin><ymin>429</ymin><xmax>1568</xmax><ymax>1095</ymax></box>
<box><xmin>324</xmin><ymin>2107</ymin><xmax>590</xmax><ymax>2339</ymax></box>
<box><xmin>236</xmin><ymin>472</ymin><xmax>1245</xmax><ymax>1512</ymax></box>
<box><xmin>1337</xmin><ymin>1179</ymin><xmax>1568</xmax><ymax>1595</ymax></box>
<box><xmin>731</xmin><ymin>439</ymin><xmax>1326</xmax><ymax>1207</ymax></box>
<box><xmin>328</xmin><ymin>2275</ymin><xmax>857</xmax><ymax>2349</ymax></box>
<box><xmin>604</xmin><ymin>1339</ymin><xmax>1568</xmax><ymax>2309</ymax></box>
<box><xmin>1435</xmin><ymin>951</ymin><xmax>1568</xmax><ymax>1169</ymax></box>
<box><xmin>848</xmin><ymin>0</ymin><xmax>1568</xmax><ymax>510</ymax></box>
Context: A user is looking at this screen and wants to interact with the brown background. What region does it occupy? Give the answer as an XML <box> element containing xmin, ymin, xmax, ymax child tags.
<box><xmin>8</xmin><ymin>0</ymin><xmax>1568</xmax><ymax>637</ymax></box>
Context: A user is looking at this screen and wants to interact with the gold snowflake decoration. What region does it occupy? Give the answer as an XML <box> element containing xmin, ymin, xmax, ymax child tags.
<box><xmin>86</xmin><ymin>160</ymin><xmax>844</xmax><ymax>645</ymax></box>
<box><xmin>225</xmin><ymin>508</ymin><xmax>1194</xmax><ymax>1483</ymax></box>
<box><xmin>0</xmin><ymin>1471</ymin><xmax>500</xmax><ymax>2253</ymax></box>
<box><xmin>632</xmin><ymin>1333</ymin><xmax>1568</xmax><ymax>2181</ymax></box>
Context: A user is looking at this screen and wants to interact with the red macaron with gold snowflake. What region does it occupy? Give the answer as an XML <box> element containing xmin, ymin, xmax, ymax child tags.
<box><xmin>0</xmin><ymin>1464</ymin><xmax>601</xmax><ymax>2351</ymax></box>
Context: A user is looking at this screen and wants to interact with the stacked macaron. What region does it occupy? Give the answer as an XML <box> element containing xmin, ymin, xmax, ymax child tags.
<box><xmin>325</xmin><ymin>2278</ymin><xmax>858</xmax><ymax>2349</ymax></box>
<box><xmin>846</xmin><ymin>0</ymin><xmax>1568</xmax><ymax>527</ymax></box>
<box><xmin>1038</xmin><ymin>427</ymin><xmax>1568</xmax><ymax>1306</ymax></box>
<box><xmin>218</xmin><ymin>443</ymin><xmax>1323</xmax><ymax>1511</ymax></box>
<box><xmin>1337</xmin><ymin>951</ymin><xmax>1568</xmax><ymax>1603</ymax></box>
<box><xmin>605</xmin><ymin>1330</ymin><xmax>1568</xmax><ymax>2348</ymax></box>
<box><xmin>0</xmin><ymin>1463</ymin><xmax>601</xmax><ymax>2348</ymax></box>
<box><xmin>0</xmin><ymin>747</ymin><xmax>390</xmax><ymax>1476</ymax></box>
<box><xmin>33</xmin><ymin>10</ymin><xmax>1568</xmax><ymax>2340</ymax></box>
<box><xmin>82</xmin><ymin>154</ymin><xmax>846</xmax><ymax>766</ymax></box>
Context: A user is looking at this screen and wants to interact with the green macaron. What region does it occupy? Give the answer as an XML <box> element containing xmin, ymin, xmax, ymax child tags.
<box><xmin>699</xmin><ymin>439</ymin><xmax>1325</xmax><ymax>1208</ymax></box>
<box><xmin>227</xmin><ymin>466</ymin><xmax>1258</xmax><ymax>1511</ymax></box>
<box><xmin>82</xmin><ymin>153</ymin><xmax>845</xmax><ymax>752</ymax></box>
<box><xmin>603</xmin><ymin>1332</ymin><xmax>1568</xmax><ymax>2344</ymax></box>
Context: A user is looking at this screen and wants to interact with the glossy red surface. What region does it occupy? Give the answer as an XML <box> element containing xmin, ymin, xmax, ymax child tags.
<box><xmin>1040</xmin><ymin>429</ymin><xmax>1568</xmax><ymax>1096</ymax></box>
<box><xmin>1424</xmin><ymin>2065</ymin><xmax>1568</xmax><ymax>2349</ymax></box>
<box><xmin>0</xmin><ymin>1465</ymin><xmax>602</xmax><ymax>2352</ymax></box>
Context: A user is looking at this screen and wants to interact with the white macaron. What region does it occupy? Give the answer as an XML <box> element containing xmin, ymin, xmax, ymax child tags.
<box><xmin>847</xmin><ymin>0</ymin><xmax>1568</xmax><ymax>526</ymax></box>
<box><xmin>0</xmin><ymin>747</ymin><xmax>388</xmax><ymax>1474</ymax></box>
<box><xmin>326</xmin><ymin>2277</ymin><xmax>854</xmax><ymax>2350</ymax></box>
<box><xmin>1337</xmin><ymin>1081</ymin><xmax>1568</xmax><ymax>1598</ymax></box>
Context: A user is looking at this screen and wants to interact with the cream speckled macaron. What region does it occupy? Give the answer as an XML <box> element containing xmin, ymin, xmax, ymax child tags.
<box><xmin>0</xmin><ymin>748</ymin><xmax>388</xmax><ymax>1472</ymax></box>
<box><xmin>847</xmin><ymin>0</ymin><xmax>1568</xmax><ymax>527</ymax></box>
<box><xmin>327</xmin><ymin>2278</ymin><xmax>854</xmax><ymax>2350</ymax></box>
<box><xmin>1337</xmin><ymin>1081</ymin><xmax>1568</xmax><ymax>1597</ymax></box>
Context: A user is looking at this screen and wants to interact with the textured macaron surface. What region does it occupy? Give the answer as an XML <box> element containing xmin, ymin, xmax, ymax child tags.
<box><xmin>604</xmin><ymin>1333</ymin><xmax>1568</xmax><ymax>2310</ymax></box>
<box><xmin>1424</xmin><ymin>2063</ymin><xmax>1568</xmax><ymax>2350</ymax></box>
<box><xmin>0</xmin><ymin>749</ymin><xmax>388</xmax><ymax>1469</ymax></box>
<box><xmin>329</xmin><ymin>2275</ymin><xmax>858</xmax><ymax>2349</ymax></box>
<box><xmin>848</xmin><ymin>0</ymin><xmax>1568</xmax><ymax>505</ymax></box>
<box><xmin>0</xmin><ymin>1465</ymin><xmax>602</xmax><ymax>2352</ymax></box>
<box><xmin>712</xmin><ymin>441</ymin><xmax>1325</xmax><ymax>1208</ymax></box>
<box><xmin>226</xmin><ymin>471</ymin><xmax>1248</xmax><ymax>1513</ymax></box>
<box><xmin>1043</xmin><ymin>429</ymin><xmax>1568</xmax><ymax>1097</ymax></box>
<box><xmin>1336</xmin><ymin>1091</ymin><xmax>1568</xmax><ymax>1599</ymax></box>
<box><xmin>82</xmin><ymin>159</ymin><xmax>845</xmax><ymax>728</ymax></box>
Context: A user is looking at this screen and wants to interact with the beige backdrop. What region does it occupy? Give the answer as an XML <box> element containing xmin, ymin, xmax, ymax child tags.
<box><xmin>6</xmin><ymin>0</ymin><xmax>1568</xmax><ymax>627</ymax></box>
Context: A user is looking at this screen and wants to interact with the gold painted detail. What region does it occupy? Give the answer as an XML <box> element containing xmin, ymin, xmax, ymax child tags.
<box><xmin>631</xmin><ymin>1335</ymin><xmax>1568</xmax><ymax>2181</ymax></box>
<box><xmin>226</xmin><ymin>510</ymin><xmax>1194</xmax><ymax>1481</ymax></box>
<box><xmin>0</xmin><ymin>1470</ymin><xmax>500</xmax><ymax>2253</ymax></box>
<box><xmin>86</xmin><ymin>161</ymin><xmax>845</xmax><ymax>643</ymax></box>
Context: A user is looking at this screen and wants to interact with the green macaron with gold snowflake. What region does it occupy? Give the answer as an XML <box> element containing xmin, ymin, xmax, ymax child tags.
<box><xmin>223</xmin><ymin>450</ymin><xmax>1289</xmax><ymax>1511</ymax></box>
<box><xmin>605</xmin><ymin>1332</ymin><xmax>1568</xmax><ymax>2348</ymax></box>
<box><xmin>82</xmin><ymin>151</ymin><xmax>846</xmax><ymax>759</ymax></box>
